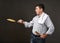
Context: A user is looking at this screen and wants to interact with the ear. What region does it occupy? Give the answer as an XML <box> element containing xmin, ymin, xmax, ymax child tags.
<box><xmin>41</xmin><ymin>8</ymin><xmax>43</xmax><ymax>11</ymax></box>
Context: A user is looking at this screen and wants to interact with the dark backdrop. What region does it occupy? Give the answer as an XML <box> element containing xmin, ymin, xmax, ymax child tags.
<box><xmin>0</xmin><ymin>0</ymin><xmax>60</xmax><ymax>43</ymax></box>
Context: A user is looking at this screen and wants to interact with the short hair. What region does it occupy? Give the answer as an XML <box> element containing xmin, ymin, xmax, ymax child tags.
<box><xmin>35</xmin><ymin>4</ymin><xmax>45</xmax><ymax>11</ymax></box>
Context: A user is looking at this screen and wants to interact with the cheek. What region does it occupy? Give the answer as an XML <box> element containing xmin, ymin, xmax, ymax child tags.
<box><xmin>35</xmin><ymin>9</ymin><xmax>39</xmax><ymax>12</ymax></box>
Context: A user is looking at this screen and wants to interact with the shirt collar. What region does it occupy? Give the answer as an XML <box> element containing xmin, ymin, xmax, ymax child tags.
<box><xmin>37</xmin><ymin>12</ymin><xmax>45</xmax><ymax>18</ymax></box>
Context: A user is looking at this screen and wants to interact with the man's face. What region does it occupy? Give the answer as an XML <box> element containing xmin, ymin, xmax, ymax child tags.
<box><xmin>35</xmin><ymin>6</ymin><xmax>43</xmax><ymax>15</ymax></box>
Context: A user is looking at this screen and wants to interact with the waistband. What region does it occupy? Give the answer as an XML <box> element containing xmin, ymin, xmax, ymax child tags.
<box><xmin>32</xmin><ymin>33</ymin><xmax>40</xmax><ymax>37</ymax></box>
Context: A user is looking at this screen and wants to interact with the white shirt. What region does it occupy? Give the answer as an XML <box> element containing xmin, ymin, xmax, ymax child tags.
<box><xmin>23</xmin><ymin>12</ymin><xmax>55</xmax><ymax>35</ymax></box>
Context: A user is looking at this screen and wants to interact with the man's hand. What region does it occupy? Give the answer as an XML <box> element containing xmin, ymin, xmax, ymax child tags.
<box><xmin>35</xmin><ymin>31</ymin><xmax>48</xmax><ymax>39</ymax></box>
<box><xmin>40</xmin><ymin>34</ymin><xmax>48</xmax><ymax>39</ymax></box>
<box><xmin>35</xmin><ymin>31</ymin><xmax>40</xmax><ymax>35</ymax></box>
<box><xmin>17</xmin><ymin>19</ymin><xmax>24</xmax><ymax>24</ymax></box>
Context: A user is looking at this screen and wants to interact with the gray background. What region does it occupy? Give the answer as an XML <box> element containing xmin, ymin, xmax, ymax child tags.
<box><xmin>0</xmin><ymin>0</ymin><xmax>60</xmax><ymax>43</ymax></box>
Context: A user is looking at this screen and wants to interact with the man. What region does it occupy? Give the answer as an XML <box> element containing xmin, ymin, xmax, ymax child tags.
<box><xmin>17</xmin><ymin>4</ymin><xmax>55</xmax><ymax>43</ymax></box>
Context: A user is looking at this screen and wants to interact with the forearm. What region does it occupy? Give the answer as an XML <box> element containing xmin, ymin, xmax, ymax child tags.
<box><xmin>23</xmin><ymin>21</ymin><xmax>33</xmax><ymax>28</ymax></box>
<box><xmin>46</xmin><ymin>25</ymin><xmax>55</xmax><ymax>35</ymax></box>
<box><xmin>23</xmin><ymin>21</ymin><xmax>29</xmax><ymax>28</ymax></box>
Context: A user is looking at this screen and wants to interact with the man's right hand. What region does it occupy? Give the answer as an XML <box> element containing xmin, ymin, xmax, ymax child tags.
<box><xmin>17</xmin><ymin>19</ymin><xmax>24</xmax><ymax>24</ymax></box>
<box><xmin>35</xmin><ymin>31</ymin><xmax>40</xmax><ymax>35</ymax></box>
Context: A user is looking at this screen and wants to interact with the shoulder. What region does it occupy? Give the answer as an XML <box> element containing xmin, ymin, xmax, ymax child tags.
<box><xmin>44</xmin><ymin>12</ymin><xmax>50</xmax><ymax>18</ymax></box>
<box><xmin>32</xmin><ymin>16</ymin><xmax>37</xmax><ymax>19</ymax></box>
<box><xmin>44</xmin><ymin>12</ymin><xmax>49</xmax><ymax>16</ymax></box>
<box><xmin>44</xmin><ymin>13</ymin><xmax>51</xmax><ymax>21</ymax></box>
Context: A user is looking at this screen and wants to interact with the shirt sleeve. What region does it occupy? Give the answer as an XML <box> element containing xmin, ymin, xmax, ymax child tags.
<box><xmin>45</xmin><ymin>15</ymin><xmax>55</xmax><ymax>35</ymax></box>
<box><xmin>23</xmin><ymin>19</ymin><xmax>34</xmax><ymax>28</ymax></box>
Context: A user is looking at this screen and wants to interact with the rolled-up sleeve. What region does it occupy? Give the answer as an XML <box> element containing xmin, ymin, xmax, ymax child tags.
<box><xmin>23</xmin><ymin>19</ymin><xmax>34</xmax><ymax>28</ymax></box>
<box><xmin>45</xmin><ymin>15</ymin><xmax>55</xmax><ymax>35</ymax></box>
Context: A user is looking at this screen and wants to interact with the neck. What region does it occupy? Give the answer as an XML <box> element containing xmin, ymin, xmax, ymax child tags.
<box><xmin>37</xmin><ymin>12</ymin><xmax>44</xmax><ymax>16</ymax></box>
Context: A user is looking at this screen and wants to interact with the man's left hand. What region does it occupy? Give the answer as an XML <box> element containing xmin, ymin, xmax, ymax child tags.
<box><xmin>40</xmin><ymin>34</ymin><xmax>48</xmax><ymax>39</ymax></box>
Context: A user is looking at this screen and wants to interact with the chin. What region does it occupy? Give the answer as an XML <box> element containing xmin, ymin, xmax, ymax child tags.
<box><xmin>36</xmin><ymin>13</ymin><xmax>39</xmax><ymax>15</ymax></box>
<box><xmin>36</xmin><ymin>13</ymin><xmax>39</xmax><ymax>14</ymax></box>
